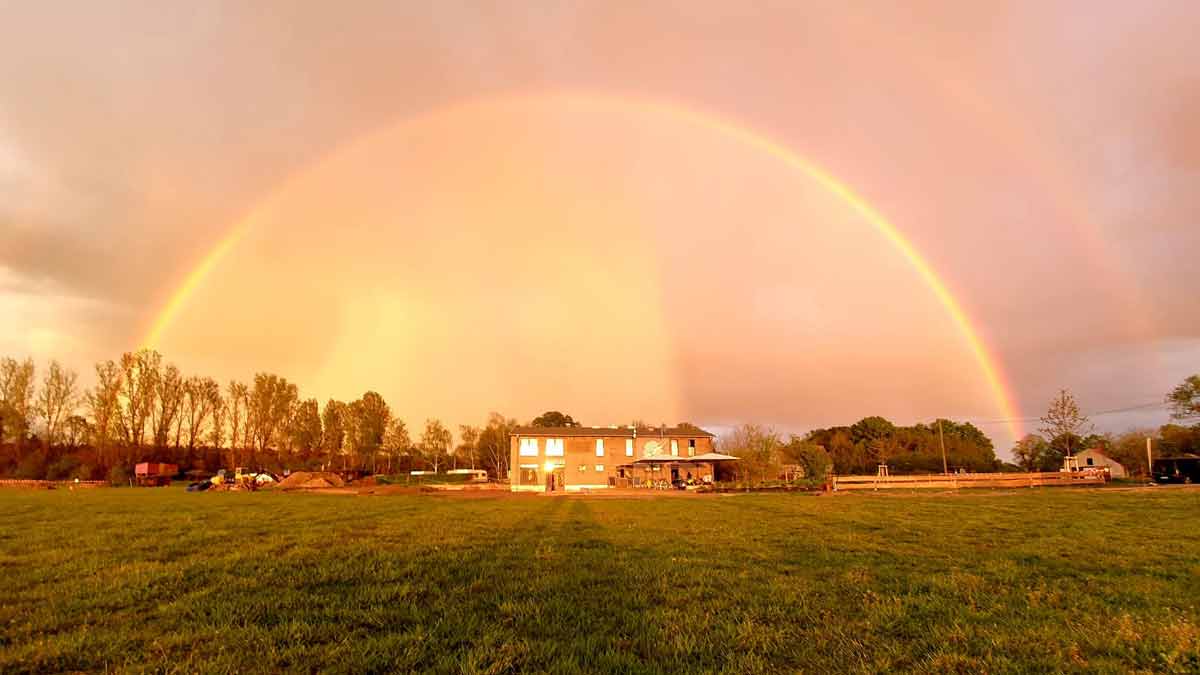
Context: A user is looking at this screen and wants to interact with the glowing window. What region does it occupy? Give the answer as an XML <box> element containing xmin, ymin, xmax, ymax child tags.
<box><xmin>546</xmin><ymin>438</ymin><xmax>564</xmax><ymax>456</ymax></box>
<box><xmin>596</xmin><ymin>439</ymin><xmax>604</xmax><ymax>457</ymax></box>
<box><xmin>579</xmin><ymin>465</ymin><xmax>588</xmax><ymax>472</ymax></box>
<box><xmin>595</xmin><ymin>464</ymin><xmax>605</xmax><ymax>472</ymax></box>
<box><xmin>625</xmin><ymin>439</ymin><xmax>634</xmax><ymax>456</ymax></box>
<box><xmin>519</xmin><ymin>438</ymin><xmax>538</xmax><ymax>457</ymax></box>
<box><xmin>671</xmin><ymin>440</ymin><xmax>679</xmax><ymax>456</ymax></box>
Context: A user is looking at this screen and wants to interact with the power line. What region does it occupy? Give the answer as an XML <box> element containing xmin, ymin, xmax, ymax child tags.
<box><xmin>965</xmin><ymin>400</ymin><xmax>1169</xmax><ymax>426</ymax></box>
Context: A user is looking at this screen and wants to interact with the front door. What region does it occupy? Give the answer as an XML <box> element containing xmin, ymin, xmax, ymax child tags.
<box><xmin>670</xmin><ymin>466</ymin><xmax>679</xmax><ymax>483</ymax></box>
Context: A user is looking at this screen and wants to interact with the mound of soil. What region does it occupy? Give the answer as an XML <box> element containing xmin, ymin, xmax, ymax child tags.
<box><xmin>276</xmin><ymin>471</ymin><xmax>346</xmax><ymax>490</ymax></box>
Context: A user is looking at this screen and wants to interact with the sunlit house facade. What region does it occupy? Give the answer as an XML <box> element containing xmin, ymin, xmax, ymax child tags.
<box><xmin>509</xmin><ymin>426</ymin><xmax>717</xmax><ymax>491</ymax></box>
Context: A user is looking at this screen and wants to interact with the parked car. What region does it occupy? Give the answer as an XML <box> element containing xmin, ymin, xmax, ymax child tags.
<box><xmin>1152</xmin><ymin>456</ymin><xmax>1200</xmax><ymax>484</ymax></box>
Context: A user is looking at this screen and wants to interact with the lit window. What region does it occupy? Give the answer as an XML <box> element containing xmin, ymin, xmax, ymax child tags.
<box><xmin>688</xmin><ymin>439</ymin><xmax>695</xmax><ymax>457</ymax></box>
<box><xmin>546</xmin><ymin>438</ymin><xmax>564</xmax><ymax>456</ymax></box>
<box><xmin>579</xmin><ymin>465</ymin><xmax>588</xmax><ymax>472</ymax></box>
<box><xmin>671</xmin><ymin>439</ymin><xmax>679</xmax><ymax>456</ymax></box>
<box><xmin>519</xmin><ymin>438</ymin><xmax>538</xmax><ymax>457</ymax></box>
<box><xmin>595</xmin><ymin>464</ymin><xmax>605</xmax><ymax>472</ymax></box>
<box><xmin>596</xmin><ymin>439</ymin><xmax>604</xmax><ymax>457</ymax></box>
<box><xmin>519</xmin><ymin>468</ymin><xmax>538</xmax><ymax>484</ymax></box>
<box><xmin>625</xmin><ymin>439</ymin><xmax>634</xmax><ymax>456</ymax></box>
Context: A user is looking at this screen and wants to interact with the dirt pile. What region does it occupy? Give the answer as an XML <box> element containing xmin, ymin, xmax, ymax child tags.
<box><xmin>276</xmin><ymin>471</ymin><xmax>346</xmax><ymax>490</ymax></box>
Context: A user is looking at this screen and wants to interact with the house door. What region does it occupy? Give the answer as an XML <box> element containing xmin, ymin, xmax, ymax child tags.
<box><xmin>670</xmin><ymin>466</ymin><xmax>679</xmax><ymax>483</ymax></box>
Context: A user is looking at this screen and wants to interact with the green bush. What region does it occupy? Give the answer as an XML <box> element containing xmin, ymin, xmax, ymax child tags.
<box><xmin>14</xmin><ymin>452</ymin><xmax>47</xmax><ymax>480</ymax></box>
<box><xmin>108</xmin><ymin>464</ymin><xmax>132</xmax><ymax>486</ymax></box>
<box><xmin>46</xmin><ymin>456</ymin><xmax>81</xmax><ymax>480</ymax></box>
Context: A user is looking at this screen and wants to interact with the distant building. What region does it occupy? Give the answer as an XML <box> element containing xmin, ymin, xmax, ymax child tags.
<box><xmin>509</xmin><ymin>425</ymin><xmax>717</xmax><ymax>492</ymax></box>
<box><xmin>1064</xmin><ymin>448</ymin><xmax>1126</xmax><ymax>478</ymax></box>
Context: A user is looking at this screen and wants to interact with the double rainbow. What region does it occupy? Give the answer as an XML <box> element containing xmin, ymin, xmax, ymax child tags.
<box><xmin>142</xmin><ymin>91</ymin><xmax>1021</xmax><ymax>440</ymax></box>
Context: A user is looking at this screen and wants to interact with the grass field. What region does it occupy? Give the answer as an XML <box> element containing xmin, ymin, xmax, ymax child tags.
<box><xmin>1</xmin><ymin>487</ymin><xmax>1198</xmax><ymax>673</ymax></box>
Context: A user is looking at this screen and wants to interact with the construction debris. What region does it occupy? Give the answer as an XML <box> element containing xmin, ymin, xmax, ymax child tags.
<box><xmin>275</xmin><ymin>471</ymin><xmax>346</xmax><ymax>490</ymax></box>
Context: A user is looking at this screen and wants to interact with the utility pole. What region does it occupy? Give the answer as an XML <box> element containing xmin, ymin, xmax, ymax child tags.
<box><xmin>1146</xmin><ymin>436</ymin><xmax>1153</xmax><ymax>479</ymax></box>
<box><xmin>938</xmin><ymin>419</ymin><xmax>948</xmax><ymax>474</ymax></box>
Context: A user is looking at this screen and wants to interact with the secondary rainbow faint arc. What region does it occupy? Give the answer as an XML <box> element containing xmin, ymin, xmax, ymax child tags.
<box><xmin>141</xmin><ymin>91</ymin><xmax>1022</xmax><ymax>440</ymax></box>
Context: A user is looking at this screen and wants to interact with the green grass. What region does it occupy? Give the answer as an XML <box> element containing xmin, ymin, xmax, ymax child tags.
<box><xmin>1</xmin><ymin>487</ymin><xmax>1198</xmax><ymax>673</ymax></box>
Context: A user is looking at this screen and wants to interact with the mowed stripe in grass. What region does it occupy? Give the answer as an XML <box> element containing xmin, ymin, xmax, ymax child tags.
<box><xmin>0</xmin><ymin>488</ymin><xmax>1197</xmax><ymax>673</ymax></box>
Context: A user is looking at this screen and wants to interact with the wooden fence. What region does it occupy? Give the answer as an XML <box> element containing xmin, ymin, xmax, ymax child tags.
<box><xmin>0</xmin><ymin>479</ymin><xmax>108</xmax><ymax>490</ymax></box>
<box><xmin>832</xmin><ymin>471</ymin><xmax>1105</xmax><ymax>491</ymax></box>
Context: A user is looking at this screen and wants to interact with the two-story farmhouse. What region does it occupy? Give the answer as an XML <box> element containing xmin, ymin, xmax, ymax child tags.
<box><xmin>509</xmin><ymin>425</ymin><xmax>719</xmax><ymax>491</ymax></box>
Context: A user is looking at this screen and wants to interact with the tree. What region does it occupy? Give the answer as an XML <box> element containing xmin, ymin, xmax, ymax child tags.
<box><xmin>530</xmin><ymin>411</ymin><xmax>578</xmax><ymax>427</ymax></box>
<box><xmin>151</xmin><ymin>364</ymin><xmax>185</xmax><ymax>451</ymax></box>
<box><xmin>225</xmin><ymin>381</ymin><xmax>249</xmax><ymax>468</ymax></box>
<box><xmin>0</xmin><ymin>357</ymin><xmax>36</xmax><ymax>452</ymax></box>
<box><xmin>246</xmin><ymin>373</ymin><xmax>298</xmax><ymax>460</ymax></box>
<box><xmin>781</xmin><ymin>437</ymin><xmax>831</xmax><ymax>484</ymax></box>
<box><xmin>62</xmin><ymin>415</ymin><xmax>90</xmax><ymax>451</ymax></box>
<box><xmin>345</xmin><ymin>392</ymin><xmax>389</xmax><ymax>471</ymax></box>
<box><xmin>421</xmin><ymin>419</ymin><xmax>452</xmax><ymax>473</ymax></box>
<box><xmin>321</xmin><ymin>399</ymin><xmax>349</xmax><ymax>469</ymax></box>
<box><xmin>87</xmin><ymin>360</ymin><xmax>123</xmax><ymax>466</ymax></box>
<box><xmin>182</xmin><ymin>376</ymin><xmax>220</xmax><ymax>452</ymax></box>
<box><xmin>208</xmin><ymin>391</ymin><xmax>227</xmax><ymax>453</ymax></box>
<box><xmin>1011</xmin><ymin>434</ymin><xmax>1056</xmax><ymax>472</ymax></box>
<box><xmin>119</xmin><ymin>349</ymin><xmax>160</xmax><ymax>452</ymax></box>
<box><xmin>1039</xmin><ymin>389</ymin><xmax>1091</xmax><ymax>459</ymax></box>
<box><xmin>478</xmin><ymin>412</ymin><xmax>517</xmax><ymax>479</ymax></box>
<box><xmin>1108</xmin><ymin>429</ymin><xmax>1156</xmax><ymax>478</ymax></box>
<box><xmin>289</xmin><ymin>398</ymin><xmax>323</xmax><ymax>461</ymax></box>
<box><xmin>719</xmin><ymin>424</ymin><xmax>781</xmax><ymax>484</ymax></box>
<box><xmin>382</xmin><ymin>418</ymin><xmax>411</xmax><ymax>474</ymax></box>
<box><xmin>1167</xmin><ymin>375</ymin><xmax>1200</xmax><ymax>421</ymax></box>
<box><xmin>36</xmin><ymin>360</ymin><xmax>79</xmax><ymax>449</ymax></box>
<box><xmin>457</xmin><ymin>424</ymin><xmax>480</xmax><ymax>470</ymax></box>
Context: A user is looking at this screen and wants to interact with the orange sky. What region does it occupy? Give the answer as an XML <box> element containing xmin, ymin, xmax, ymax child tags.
<box><xmin>1</xmin><ymin>2</ymin><xmax>1198</xmax><ymax>453</ymax></box>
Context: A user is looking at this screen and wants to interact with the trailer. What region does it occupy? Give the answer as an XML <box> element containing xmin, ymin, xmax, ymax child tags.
<box><xmin>134</xmin><ymin>462</ymin><xmax>178</xmax><ymax>487</ymax></box>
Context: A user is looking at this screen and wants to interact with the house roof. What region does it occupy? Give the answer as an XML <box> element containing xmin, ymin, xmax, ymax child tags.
<box><xmin>511</xmin><ymin>425</ymin><xmax>715</xmax><ymax>438</ymax></box>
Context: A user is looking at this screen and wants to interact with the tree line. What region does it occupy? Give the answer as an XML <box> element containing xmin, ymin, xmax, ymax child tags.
<box><xmin>0</xmin><ymin>350</ymin><xmax>521</xmax><ymax>482</ymax></box>
<box><xmin>3</xmin><ymin>348</ymin><xmax>1196</xmax><ymax>483</ymax></box>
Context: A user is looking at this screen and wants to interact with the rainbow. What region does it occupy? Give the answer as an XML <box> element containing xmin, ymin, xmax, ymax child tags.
<box><xmin>141</xmin><ymin>91</ymin><xmax>1022</xmax><ymax>440</ymax></box>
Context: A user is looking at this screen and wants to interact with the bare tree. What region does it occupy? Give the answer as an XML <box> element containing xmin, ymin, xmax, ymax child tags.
<box><xmin>457</xmin><ymin>424</ymin><xmax>480</xmax><ymax>470</ymax></box>
<box><xmin>208</xmin><ymin>389</ymin><xmax>227</xmax><ymax>452</ymax></box>
<box><xmin>421</xmin><ymin>418</ymin><xmax>452</xmax><ymax>473</ymax></box>
<box><xmin>479</xmin><ymin>412</ymin><xmax>517</xmax><ymax>479</ymax></box>
<box><xmin>1039</xmin><ymin>389</ymin><xmax>1091</xmax><ymax>459</ymax></box>
<box><xmin>382</xmin><ymin>418</ymin><xmax>411</xmax><ymax>474</ymax></box>
<box><xmin>226</xmin><ymin>381</ymin><xmax>249</xmax><ymax>467</ymax></box>
<box><xmin>183</xmin><ymin>376</ymin><xmax>220</xmax><ymax>451</ymax></box>
<box><xmin>87</xmin><ymin>360</ymin><xmax>123</xmax><ymax>466</ymax></box>
<box><xmin>151</xmin><ymin>364</ymin><xmax>185</xmax><ymax>451</ymax></box>
<box><xmin>119</xmin><ymin>349</ymin><xmax>160</xmax><ymax>454</ymax></box>
<box><xmin>36</xmin><ymin>360</ymin><xmax>79</xmax><ymax>449</ymax></box>
<box><xmin>0</xmin><ymin>357</ymin><xmax>36</xmax><ymax>453</ymax></box>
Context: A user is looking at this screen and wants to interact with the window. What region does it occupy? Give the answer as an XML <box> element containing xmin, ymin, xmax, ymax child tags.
<box><xmin>519</xmin><ymin>468</ymin><xmax>539</xmax><ymax>484</ymax></box>
<box><xmin>519</xmin><ymin>438</ymin><xmax>538</xmax><ymax>457</ymax></box>
<box><xmin>595</xmin><ymin>464</ymin><xmax>605</xmax><ymax>472</ymax></box>
<box><xmin>1087</xmin><ymin>457</ymin><xmax>1094</xmax><ymax>466</ymax></box>
<box><xmin>579</xmin><ymin>465</ymin><xmax>588</xmax><ymax>472</ymax></box>
<box><xmin>596</xmin><ymin>439</ymin><xmax>605</xmax><ymax>457</ymax></box>
<box><xmin>688</xmin><ymin>439</ymin><xmax>695</xmax><ymax>457</ymax></box>
<box><xmin>546</xmin><ymin>438</ymin><xmax>564</xmax><ymax>456</ymax></box>
<box><xmin>625</xmin><ymin>439</ymin><xmax>634</xmax><ymax>456</ymax></box>
<box><xmin>671</xmin><ymin>439</ymin><xmax>679</xmax><ymax>456</ymax></box>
